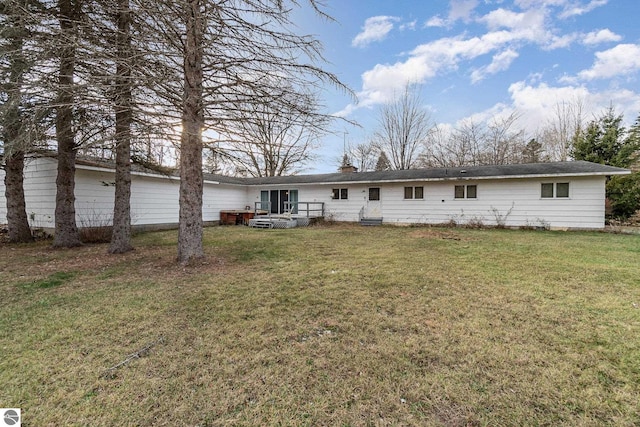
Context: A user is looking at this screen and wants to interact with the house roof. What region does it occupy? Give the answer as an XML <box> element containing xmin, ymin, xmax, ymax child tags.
<box><xmin>210</xmin><ymin>161</ymin><xmax>630</xmax><ymax>186</ymax></box>
<box><xmin>37</xmin><ymin>153</ymin><xmax>628</xmax><ymax>186</ymax></box>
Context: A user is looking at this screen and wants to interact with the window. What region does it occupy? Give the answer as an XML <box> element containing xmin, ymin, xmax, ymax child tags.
<box><xmin>404</xmin><ymin>186</ymin><xmax>424</xmax><ymax>199</ymax></box>
<box><xmin>556</xmin><ymin>183</ymin><xmax>569</xmax><ymax>198</ymax></box>
<box><xmin>369</xmin><ymin>187</ymin><xmax>380</xmax><ymax>201</ymax></box>
<box><xmin>404</xmin><ymin>187</ymin><xmax>413</xmax><ymax>199</ymax></box>
<box><xmin>541</xmin><ymin>183</ymin><xmax>554</xmax><ymax>198</ymax></box>
<box><xmin>455</xmin><ymin>184</ymin><xmax>477</xmax><ymax>199</ymax></box>
<box><xmin>415</xmin><ymin>186</ymin><xmax>424</xmax><ymax>199</ymax></box>
<box><xmin>260</xmin><ymin>189</ymin><xmax>298</xmax><ymax>213</ymax></box>
<box><xmin>260</xmin><ymin>190</ymin><xmax>270</xmax><ymax>210</ymax></box>
<box><xmin>466</xmin><ymin>185</ymin><xmax>477</xmax><ymax>199</ymax></box>
<box><xmin>541</xmin><ymin>182</ymin><xmax>570</xmax><ymax>198</ymax></box>
<box><xmin>332</xmin><ymin>188</ymin><xmax>348</xmax><ymax>200</ymax></box>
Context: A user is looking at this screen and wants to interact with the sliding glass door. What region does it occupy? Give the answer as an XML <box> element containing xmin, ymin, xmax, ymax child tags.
<box><xmin>260</xmin><ymin>189</ymin><xmax>298</xmax><ymax>214</ymax></box>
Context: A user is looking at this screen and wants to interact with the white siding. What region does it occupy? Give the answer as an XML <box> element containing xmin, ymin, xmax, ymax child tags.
<box><xmin>23</xmin><ymin>157</ymin><xmax>58</xmax><ymax>228</ymax></box>
<box><xmin>203</xmin><ymin>183</ymin><xmax>248</xmax><ymax>222</ymax></box>
<box><xmin>76</xmin><ymin>172</ymin><xmax>248</xmax><ymax>227</ymax></box>
<box><xmin>1</xmin><ymin>156</ymin><xmax>59</xmax><ymax>228</ymax></box>
<box><xmin>377</xmin><ymin>177</ymin><xmax>606</xmax><ymax>229</ymax></box>
<box><xmin>84</xmin><ymin>173</ymin><xmax>248</xmax><ymax>226</ymax></box>
<box><xmin>74</xmin><ymin>168</ymin><xmax>117</xmax><ymax>227</ymax></box>
<box><xmin>0</xmin><ymin>157</ymin><xmax>249</xmax><ymax>229</ymax></box>
<box><xmin>246</xmin><ymin>176</ymin><xmax>607</xmax><ymax>229</ymax></box>
<box><xmin>130</xmin><ymin>174</ymin><xmax>179</xmax><ymax>225</ymax></box>
<box><xmin>0</xmin><ymin>157</ymin><xmax>609</xmax><ymax>231</ymax></box>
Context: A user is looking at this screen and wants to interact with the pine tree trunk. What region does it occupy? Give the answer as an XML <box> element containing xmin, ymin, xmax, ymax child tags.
<box><xmin>4</xmin><ymin>152</ymin><xmax>32</xmax><ymax>243</ymax></box>
<box><xmin>177</xmin><ymin>0</ymin><xmax>204</xmax><ymax>263</ymax></box>
<box><xmin>53</xmin><ymin>0</ymin><xmax>82</xmax><ymax>248</ymax></box>
<box><xmin>109</xmin><ymin>0</ymin><xmax>133</xmax><ymax>254</ymax></box>
<box><xmin>2</xmin><ymin>1</ymin><xmax>32</xmax><ymax>243</ymax></box>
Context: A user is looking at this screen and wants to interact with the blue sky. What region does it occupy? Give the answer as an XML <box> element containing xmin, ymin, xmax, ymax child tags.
<box><xmin>295</xmin><ymin>0</ymin><xmax>640</xmax><ymax>173</ymax></box>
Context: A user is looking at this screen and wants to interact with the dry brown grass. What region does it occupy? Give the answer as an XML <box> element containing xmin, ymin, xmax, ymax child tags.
<box><xmin>1</xmin><ymin>225</ymin><xmax>639</xmax><ymax>426</ymax></box>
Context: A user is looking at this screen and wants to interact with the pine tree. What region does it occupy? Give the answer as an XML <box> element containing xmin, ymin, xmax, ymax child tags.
<box><xmin>375</xmin><ymin>151</ymin><xmax>391</xmax><ymax>171</ymax></box>
<box><xmin>53</xmin><ymin>0</ymin><xmax>82</xmax><ymax>248</ymax></box>
<box><xmin>1</xmin><ymin>0</ymin><xmax>37</xmax><ymax>243</ymax></box>
<box><xmin>572</xmin><ymin>107</ymin><xmax>640</xmax><ymax>219</ymax></box>
<box><xmin>522</xmin><ymin>139</ymin><xmax>543</xmax><ymax>163</ymax></box>
<box><xmin>108</xmin><ymin>0</ymin><xmax>134</xmax><ymax>254</ymax></box>
<box><xmin>572</xmin><ymin>106</ymin><xmax>628</xmax><ymax>167</ymax></box>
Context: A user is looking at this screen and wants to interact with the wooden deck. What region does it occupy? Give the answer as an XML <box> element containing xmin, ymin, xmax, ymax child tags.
<box><xmin>247</xmin><ymin>201</ymin><xmax>324</xmax><ymax>229</ymax></box>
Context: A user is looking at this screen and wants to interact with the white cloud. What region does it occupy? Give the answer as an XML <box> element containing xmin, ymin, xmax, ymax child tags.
<box><xmin>502</xmin><ymin>80</ymin><xmax>638</xmax><ymax>133</ymax></box>
<box><xmin>471</xmin><ymin>49</ymin><xmax>519</xmax><ymax>83</ymax></box>
<box><xmin>582</xmin><ymin>29</ymin><xmax>622</xmax><ymax>45</ymax></box>
<box><xmin>559</xmin><ymin>0</ymin><xmax>608</xmax><ymax>19</ymax></box>
<box><xmin>480</xmin><ymin>8</ymin><xmax>545</xmax><ymax>32</ymax></box>
<box><xmin>508</xmin><ymin>81</ymin><xmax>590</xmax><ymax>122</ymax></box>
<box><xmin>355</xmin><ymin>20</ymin><xmax>554</xmax><ymax>107</ymax></box>
<box><xmin>425</xmin><ymin>0</ymin><xmax>478</xmax><ymax>28</ymax></box>
<box><xmin>352</xmin><ymin>16</ymin><xmax>399</xmax><ymax>48</ymax></box>
<box><xmin>431</xmin><ymin>81</ymin><xmax>623</xmax><ymax>142</ymax></box>
<box><xmin>434</xmin><ymin>80</ymin><xmax>640</xmax><ymax>141</ymax></box>
<box><xmin>358</xmin><ymin>56</ymin><xmax>439</xmax><ymax>107</ymax></box>
<box><xmin>546</xmin><ymin>29</ymin><xmax>621</xmax><ymax>51</ymax></box>
<box><xmin>341</xmin><ymin>0</ymin><xmax>637</xmax><ymax>122</ymax></box>
<box><xmin>400</xmin><ymin>20</ymin><xmax>417</xmax><ymax>31</ymax></box>
<box><xmin>577</xmin><ymin>44</ymin><xmax>640</xmax><ymax>80</ymax></box>
<box><xmin>425</xmin><ymin>15</ymin><xmax>447</xmax><ymax>28</ymax></box>
<box><xmin>514</xmin><ymin>0</ymin><xmax>608</xmax><ymax>18</ymax></box>
<box><xmin>546</xmin><ymin>33</ymin><xmax>579</xmax><ymax>50</ymax></box>
<box><xmin>449</xmin><ymin>0</ymin><xmax>480</xmax><ymax>22</ymax></box>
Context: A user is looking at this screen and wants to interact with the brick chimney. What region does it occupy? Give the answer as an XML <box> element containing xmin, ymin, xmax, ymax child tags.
<box><xmin>339</xmin><ymin>154</ymin><xmax>358</xmax><ymax>173</ymax></box>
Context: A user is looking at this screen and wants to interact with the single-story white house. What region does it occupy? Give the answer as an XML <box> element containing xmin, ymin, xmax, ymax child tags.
<box><xmin>0</xmin><ymin>155</ymin><xmax>631</xmax><ymax>231</ymax></box>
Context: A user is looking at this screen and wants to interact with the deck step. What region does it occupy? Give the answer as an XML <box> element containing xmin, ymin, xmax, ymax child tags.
<box><xmin>360</xmin><ymin>217</ymin><xmax>383</xmax><ymax>226</ymax></box>
<box><xmin>248</xmin><ymin>217</ymin><xmax>298</xmax><ymax>229</ymax></box>
<box><xmin>248</xmin><ymin>218</ymin><xmax>274</xmax><ymax>229</ymax></box>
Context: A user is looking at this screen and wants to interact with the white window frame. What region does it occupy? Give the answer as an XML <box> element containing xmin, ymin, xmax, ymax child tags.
<box><xmin>454</xmin><ymin>184</ymin><xmax>477</xmax><ymax>199</ymax></box>
<box><xmin>404</xmin><ymin>186</ymin><xmax>424</xmax><ymax>200</ymax></box>
<box><xmin>541</xmin><ymin>182</ymin><xmax>570</xmax><ymax>199</ymax></box>
<box><xmin>332</xmin><ymin>188</ymin><xmax>349</xmax><ymax>200</ymax></box>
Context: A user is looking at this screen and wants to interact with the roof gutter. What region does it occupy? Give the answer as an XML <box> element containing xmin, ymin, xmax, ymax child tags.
<box><xmin>75</xmin><ymin>164</ymin><xmax>221</xmax><ymax>185</ymax></box>
<box><xmin>240</xmin><ymin>170</ymin><xmax>630</xmax><ymax>187</ymax></box>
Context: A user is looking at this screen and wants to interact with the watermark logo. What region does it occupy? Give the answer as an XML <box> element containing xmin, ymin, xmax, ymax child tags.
<box><xmin>1</xmin><ymin>409</ymin><xmax>21</xmax><ymax>427</ymax></box>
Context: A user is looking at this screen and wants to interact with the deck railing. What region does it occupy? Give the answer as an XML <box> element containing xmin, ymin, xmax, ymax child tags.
<box><xmin>253</xmin><ymin>201</ymin><xmax>324</xmax><ymax>218</ymax></box>
<box><xmin>284</xmin><ymin>201</ymin><xmax>325</xmax><ymax>218</ymax></box>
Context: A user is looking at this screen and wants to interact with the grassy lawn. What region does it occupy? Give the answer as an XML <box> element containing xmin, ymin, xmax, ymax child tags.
<box><xmin>1</xmin><ymin>225</ymin><xmax>639</xmax><ymax>426</ymax></box>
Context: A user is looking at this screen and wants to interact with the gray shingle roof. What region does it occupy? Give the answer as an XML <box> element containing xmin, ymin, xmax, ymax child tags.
<box><xmin>210</xmin><ymin>161</ymin><xmax>630</xmax><ymax>186</ymax></box>
<box><xmin>66</xmin><ymin>154</ymin><xmax>628</xmax><ymax>186</ymax></box>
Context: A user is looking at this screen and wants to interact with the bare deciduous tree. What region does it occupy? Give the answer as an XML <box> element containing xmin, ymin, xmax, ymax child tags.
<box><xmin>373</xmin><ymin>83</ymin><xmax>432</xmax><ymax>170</ymax></box>
<box><xmin>347</xmin><ymin>140</ymin><xmax>378</xmax><ymax>172</ymax></box>
<box><xmin>480</xmin><ymin>112</ymin><xmax>526</xmax><ymax>165</ymax></box>
<box><xmin>538</xmin><ymin>98</ymin><xmax>585</xmax><ymax>161</ymax></box>
<box><xmin>422</xmin><ymin>113</ymin><xmax>528</xmax><ymax>167</ymax></box>
<box><xmin>423</xmin><ymin>120</ymin><xmax>484</xmax><ymax>167</ymax></box>
<box><xmin>218</xmin><ymin>89</ymin><xmax>328</xmax><ymax>177</ymax></box>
